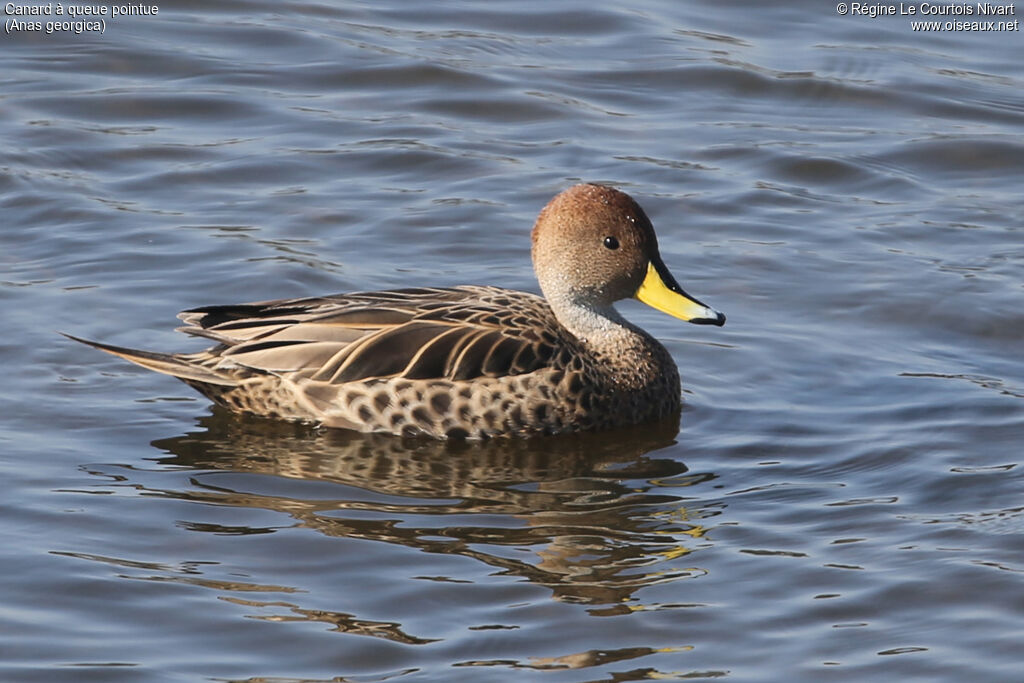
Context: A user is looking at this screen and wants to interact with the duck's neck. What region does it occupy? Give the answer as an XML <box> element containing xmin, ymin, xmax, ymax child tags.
<box><xmin>557</xmin><ymin>296</ymin><xmax>678</xmax><ymax>400</ymax></box>
<box><xmin>554</xmin><ymin>297</ymin><xmax>640</xmax><ymax>348</ymax></box>
<box><xmin>548</xmin><ymin>289</ymin><xmax>665</xmax><ymax>365</ymax></box>
<box><xmin>547</xmin><ymin>290</ymin><xmax>681</xmax><ymax>413</ymax></box>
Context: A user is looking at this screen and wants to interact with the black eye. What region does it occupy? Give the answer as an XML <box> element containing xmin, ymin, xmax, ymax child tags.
<box><xmin>603</xmin><ymin>236</ymin><xmax>619</xmax><ymax>250</ymax></box>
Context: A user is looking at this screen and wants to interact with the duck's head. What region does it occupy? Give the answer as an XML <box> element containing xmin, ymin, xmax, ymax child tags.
<box><xmin>531</xmin><ymin>183</ymin><xmax>725</xmax><ymax>327</ymax></box>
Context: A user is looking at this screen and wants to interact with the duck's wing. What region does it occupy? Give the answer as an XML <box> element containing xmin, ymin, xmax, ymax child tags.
<box><xmin>176</xmin><ymin>285</ymin><xmax>566</xmax><ymax>384</ymax></box>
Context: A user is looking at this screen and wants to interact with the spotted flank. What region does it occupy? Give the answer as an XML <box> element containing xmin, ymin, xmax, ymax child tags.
<box><xmin>67</xmin><ymin>184</ymin><xmax>724</xmax><ymax>438</ymax></box>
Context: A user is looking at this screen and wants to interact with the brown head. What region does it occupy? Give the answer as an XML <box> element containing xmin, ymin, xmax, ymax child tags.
<box><xmin>530</xmin><ymin>183</ymin><xmax>725</xmax><ymax>326</ymax></box>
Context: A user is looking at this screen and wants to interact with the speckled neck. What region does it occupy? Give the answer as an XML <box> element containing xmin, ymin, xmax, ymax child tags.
<box><xmin>547</xmin><ymin>288</ymin><xmax>672</xmax><ymax>390</ymax></box>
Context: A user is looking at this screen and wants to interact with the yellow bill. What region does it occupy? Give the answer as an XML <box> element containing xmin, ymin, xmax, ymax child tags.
<box><xmin>635</xmin><ymin>259</ymin><xmax>725</xmax><ymax>326</ymax></box>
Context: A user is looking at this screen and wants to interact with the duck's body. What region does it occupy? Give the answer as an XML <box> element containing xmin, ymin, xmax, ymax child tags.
<box><xmin>69</xmin><ymin>184</ymin><xmax>724</xmax><ymax>439</ymax></box>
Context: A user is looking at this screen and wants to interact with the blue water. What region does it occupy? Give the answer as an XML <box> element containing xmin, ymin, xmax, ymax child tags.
<box><xmin>2</xmin><ymin>1</ymin><xmax>1022</xmax><ymax>681</ymax></box>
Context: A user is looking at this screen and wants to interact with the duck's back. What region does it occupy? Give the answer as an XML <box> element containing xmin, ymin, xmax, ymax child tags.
<box><xmin>170</xmin><ymin>285</ymin><xmax>612</xmax><ymax>438</ymax></box>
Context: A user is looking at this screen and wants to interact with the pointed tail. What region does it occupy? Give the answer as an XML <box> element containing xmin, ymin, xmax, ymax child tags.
<box><xmin>61</xmin><ymin>333</ymin><xmax>237</xmax><ymax>386</ymax></box>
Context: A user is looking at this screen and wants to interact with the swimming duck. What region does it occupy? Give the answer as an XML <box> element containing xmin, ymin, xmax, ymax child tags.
<box><xmin>67</xmin><ymin>183</ymin><xmax>724</xmax><ymax>438</ymax></box>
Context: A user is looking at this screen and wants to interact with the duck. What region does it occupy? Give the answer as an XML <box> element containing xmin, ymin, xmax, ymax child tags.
<box><xmin>66</xmin><ymin>183</ymin><xmax>724</xmax><ymax>439</ymax></box>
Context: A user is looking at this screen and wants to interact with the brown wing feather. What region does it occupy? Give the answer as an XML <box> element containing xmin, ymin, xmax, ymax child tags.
<box><xmin>176</xmin><ymin>286</ymin><xmax>565</xmax><ymax>383</ymax></box>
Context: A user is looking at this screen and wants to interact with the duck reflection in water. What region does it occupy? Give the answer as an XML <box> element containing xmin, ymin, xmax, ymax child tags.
<box><xmin>147</xmin><ymin>408</ymin><xmax>720</xmax><ymax>609</ymax></box>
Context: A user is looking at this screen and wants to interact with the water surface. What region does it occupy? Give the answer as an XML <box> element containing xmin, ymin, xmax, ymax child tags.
<box><xmin>2</xmin><ymin>1</ymin><xmax>1022</xmax><ymax>681</ymax></box>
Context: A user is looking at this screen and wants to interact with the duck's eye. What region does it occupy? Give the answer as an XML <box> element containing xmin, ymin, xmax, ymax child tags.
<box><xmin>603</xmin><ymin>236</ymin><xmax>619</xmax><ymax>250</ymax></box>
